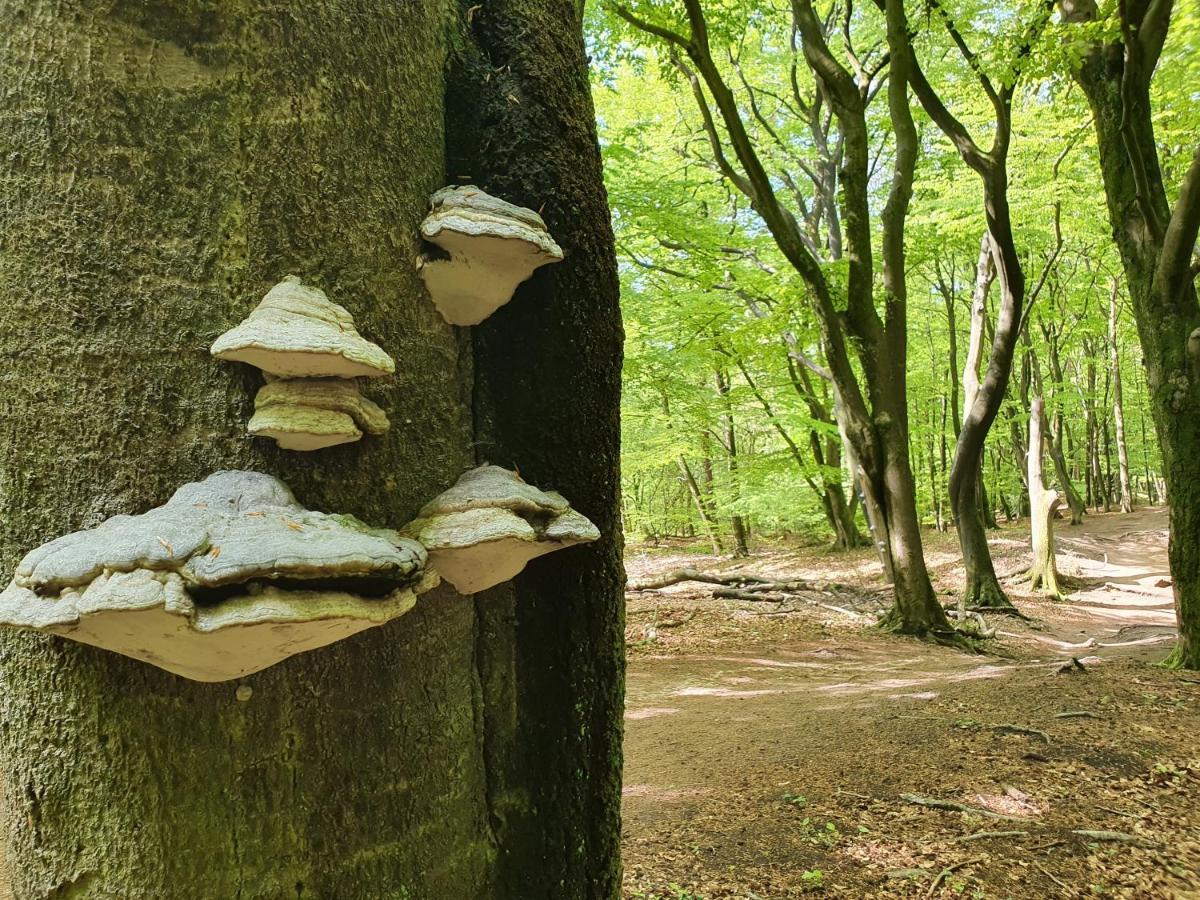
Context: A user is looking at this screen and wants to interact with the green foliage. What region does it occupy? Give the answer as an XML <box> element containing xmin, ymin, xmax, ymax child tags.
<box><xmin>593</xmin><ymin>0</ymin><xmax>1174</xmax><ymax>550</ymax></box>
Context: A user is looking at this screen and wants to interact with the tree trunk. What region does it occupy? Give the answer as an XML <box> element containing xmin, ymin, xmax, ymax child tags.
<box><xmin>678</xmin><ymin>457</ymin><xmax>723</xmax><ymax>555</ymax></box>
<box><xmin>0</xmin><ymin>2</ymin><xmax>623</xmax><ymax>896</ymax></box>
<box><xmin>949</xmin><ymin>232</ymin><xmax>1017</xmax><ymax>611</ymax></box>
<box><xmin>1070</xmin><ymin>28</ymin><xmax>1200</xmax><ymax>665</ymax></box>
<box><xmin>1040</xmin><ymin>327</ymin><xmax>1087</xmax><ymax>523</ymax></box>
<box><xmin>1026</xmin><ymin>398</ymin><xmax>1064</xmax><ymax>599</ymax></box>
<box><xmin>714</xmin><ymin>370</ymin><xmax>750</xmax><ymax>557</ymax></box>
<box><xmin>1110</xmin><ymin>281</ymin><xmax>1134</xmax><ymax>513</ymax></box>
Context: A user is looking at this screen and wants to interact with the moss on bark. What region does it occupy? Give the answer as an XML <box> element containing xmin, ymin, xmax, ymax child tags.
<box><xmin>446</xmin><ymin>2</ymin><xmax>626</xmax><ymax>895</ymax></box>
<box><xmin>0</xmin><ymin>0</ymin><xmax>622</xmax><ymax>895</ymax></box>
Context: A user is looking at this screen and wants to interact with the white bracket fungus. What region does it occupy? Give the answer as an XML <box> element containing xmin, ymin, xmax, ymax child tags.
<box><xmin>211</xmin><ymin>277</ymin><xmax>395</xmax><ymax>451</ymax></box>
<box><xmin>403</xmin><ymin>465</ymin><xmax>599</xmax><ymax>594</ymax></box>
<box><xmin>249</xmin><ymin>378</ymin><xmax>390</xmax><ymax>452</ymax></box>
<box><xmin>211</xmin><ymin>276</ymin><xmax>395</xmax><ymax>378</ymax></box>
<box><xmin>0</xmin><ymin>472</ymin><xmax>437</xmax><ymax>682</ymax></box>
<box><xmin>418</xmin><ymin>186</ymin><xmax>564</xmax><ymax>326</ymax></box>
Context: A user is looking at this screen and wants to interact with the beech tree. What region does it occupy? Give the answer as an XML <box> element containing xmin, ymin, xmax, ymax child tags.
<box><xmin>0</xmin><ymin>2</ymin><xmax>623</xmax><ymax>896</ymax></box>
<box><xmin>894</xmin><ymin>0</ymin><xmax>1057</xmax><ymax>613</ymax></box>
<box><xmin>612</xmin><ymin>0</ymin><xmax>956</xmax><ymax>638</ymax></box>
<box><xmin>1062</xmin><ymin>0</ymin><xmax>1200</xmax><ymax>667</ymax></box>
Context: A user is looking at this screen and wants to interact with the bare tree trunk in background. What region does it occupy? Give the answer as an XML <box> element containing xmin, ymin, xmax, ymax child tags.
<box><xmin>678</xmin><ymin>457</ymin><xmax>723</xmax><ymax>555</ymax></box>
<box><xmin>1028</xmin><ymin>325</ymin><xmax>1085</xmax><ymax>525</ymax></box>
<box><xmin>1110</xmin><ymin>280</ymin><xmax>1134</xmax><ymax>512</ymax></box>
<box><xmin>661</xmin><ymin>391</ymin><xmax>724</xmax><ymax>554</ymax></box>
<box><xmin>1026</xmin><ymin>397</ymin><xmax>1064</xmax><ymax>599</ymax></box>
<box><xmin>715</xmin><ymin>370</ymin><xmax>750</xmax><ymax>557</ymax></box>
<box><xmin>0</xmin><ymin>1</ymin><xmax>624</xmax><ymax>896</ymax></box>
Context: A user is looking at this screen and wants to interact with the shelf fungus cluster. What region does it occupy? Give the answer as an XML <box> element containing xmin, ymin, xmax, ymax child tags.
<box><xmin>418</xmin><ymin>186</ymin><xmax>564</xmax><ymax>326</ymax></box>
<box><xmin>403</xmin><ymin>465</ymin><xmax>600</xmax><ymax>594</ymax></box>
<box><xmin>0</xmin><ymin>472</ymin><xmax>434</xmax><ymax>682</ymax></box>
<box><xmin>212</xmin><ymin>276</ymin><xmax>394</xmax><ymax>451</ymax></box>
<box><xmin>0</xmin><ymin>467</ymin><xmax>598</xmax><ymax>681</ymax></box>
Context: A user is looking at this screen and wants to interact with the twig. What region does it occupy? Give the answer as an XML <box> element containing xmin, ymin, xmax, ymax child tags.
<box><xmin>1028</xmin><ymin>839</ymin><xmax>1065</xmax><ymax>852</ymax></box>
<box><xmin>925</xmin><ymin>856</ymin><xmax>984</xmax><ymax>898</ymax></box>
<box><xmin>902</xmin><ymin>794</ymin><xmax>1028</xmax><ymax>822</ymax></box>
<box><xmin>1036</xmin><ymin>863</ymin><xmax>1070</xmax><ymax>891</ymax></box>
<box><xmin>836</xmin><ymin>788</ymin><xmax>872</xmax><ymax>800</ymax></box>
<box><xmin>952</xmin><ymin>830</ymin><xmax>1029</xmax><ymax>842</ymax></box>
<box><xmin>991</xmin><ymin>724</ymin><xmax>1051</xmax><ymax>742</ymax></box>
<box><xmin>1094</xmin><ymin>805</ymin><xmax>1141</xmax><ymax>819</ymax></box>
<box><xmin>1054</xmin><ymin>710</ymin><xmax>1099</xmax><ymax>719</ymax></box>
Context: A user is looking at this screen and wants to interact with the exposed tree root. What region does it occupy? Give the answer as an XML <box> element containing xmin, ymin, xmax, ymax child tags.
<box><xmin>901</xmin><ymin>793</ymin><xmax>1027</xmax><ymax>821</ymax></box>
<box><xmin>961</xmin><ymin>577</ymin><xmax>1022</xmax><ymax>615</ymax></box>
<box><xmin>990</xmin><ymin>723</ymin><xmax>1050</xmax><ymax>742</ymax></box>
<box><xmin>877</xmin><ymin>607</ymin><xmax>986</xmax><ymax>652</ymax></box>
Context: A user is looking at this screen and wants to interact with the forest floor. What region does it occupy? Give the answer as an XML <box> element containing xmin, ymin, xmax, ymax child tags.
<box><xmin>620</xmin><ymin>507</ymin><xmax>1200</xmax><ymax>900</ymax></box>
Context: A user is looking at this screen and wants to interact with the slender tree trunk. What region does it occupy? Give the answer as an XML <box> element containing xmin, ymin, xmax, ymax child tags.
<box><xmin>1041</xmin><ymin>327</ymin><xmax>1088</xmax><ymax>523</ymax></box>
<box><xmin>677</xmin><ymin>457</ymin><xmax>723</xmax><ymax>555</ymax></box>
<box><xmin>1110</xmin><ymin>281</ymin><xmax>1134</xmax><ymax>512</ymax></box>
<box><xmin>714</xmin><ymin>370</ymin><xmax>750</xmax><ymax>557</ymax></box>
<box><xmin>1026</xmin><ymin>397</ymin><xmax>1064</xmax><ymax>598</ymax></box>
<box><xmin>0</xmin><ymin>2</ymin><xmax>623</xmax><ymax>896</ymax></box>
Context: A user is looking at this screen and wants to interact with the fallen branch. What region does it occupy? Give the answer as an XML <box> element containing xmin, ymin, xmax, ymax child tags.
<box><xmin>902</xmin><ymin>794</ymin><xmax>1028</xmax><ymax>822</ymax></box>
<box><xmin>1054</xmin><ymin>710</ymin><xmax>1099</xmax><ymax>720</ymax></box>
<box><xmin>712</xmin><ymin>587</ymin><xmax>876</xmax><ymax>620</ymax></box>
<box><xmin>952</xmin><ymin>830</ymin><xmax>1029</xmax><ymax>842</ymax></box>
<box><xmin>627</xmin><ymin>567</ymin><xmax>878</xmax><ymax>595</ymax></box>
<box><xmin>1072</xmin><ymin>829</ymin><xmax>1157</xmax><ymax>847</ymax></box>
<box><xmin>925</xmin><ymin>856</ymin><xmax>984</xmax><ymax>898</ymax></box>
<box><xmin>627</xmin><ymin>568</ymin><xmax>758</xmax><ymax>591</ymax></box>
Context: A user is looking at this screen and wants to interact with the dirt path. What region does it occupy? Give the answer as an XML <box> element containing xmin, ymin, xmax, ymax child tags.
<box><xmin>621</xmin><ymin>509</ymin><xmax>1199</xmax><ymax>899</ymax></box>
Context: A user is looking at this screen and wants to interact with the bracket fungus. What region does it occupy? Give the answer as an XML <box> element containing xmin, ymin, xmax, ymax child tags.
<box><xmin>249</xmin><ymin>378</ymin><xmax>390</xmax><ymax>451</ymax></box>
<box><xmin>212</xmin><ymin>276</ymin><xmax>394</xmax><ymax>451</ymax></box>
<box><xmin>403</xmin><ymin>465</ymin><xmax>599</xmax><ymax>594</ymax></box>
<box><xmin>0</xmin><ymin>471</ymin><xmax>436</xmax><ymax>682</ymax></box>
<box><xmin>211</xmin><ymin>276</ymin><xmax>395</xmax><ymax>379</ymax></box>
<box><xmin>418</xmin><ymin>186</ymin><xmax>564</xmax><ymax>326</ymax></box>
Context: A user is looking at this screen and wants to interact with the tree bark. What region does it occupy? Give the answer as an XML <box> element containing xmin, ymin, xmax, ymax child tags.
<box><xmin>678</xmin><ymin>456</ymin><xmax>723</xmax><ymax>555</ymax></box>
<box><xmin>1066</xmin><ymin>0</ymin><xmax>1200</xmax><ymax>666</ymax></box>
<box><xmin>1026</xmin><ymin>398</ymin><xmax>1064</xmax><ymax>598</ymax></box>
<box><xmin>714</xmin><ymin>370</ymin><xmax>750</xmax><ymax>557</ymax></box>
<box><xmin>949</xmin><ymin>233</ymin><xmax>1013</xmax><ymax>609</ymax></box>
<box><xmin>1110</xmin><ymin>281</ymin><xmax>1134</xmax><ymax>513</ymax></box>
<box><xmin>1040</xmin><ymin>324</ymin><xmax>1088</xmax><ymax>523</ymax></box>
<box><xmin>0</xmin><ymin>1</ymin><xmax>623</xmax><ymax>896</ymax></box>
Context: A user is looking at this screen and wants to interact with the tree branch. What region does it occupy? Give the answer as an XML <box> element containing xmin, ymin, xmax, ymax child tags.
<box><xmin>612</xmin><ymin>5</ymin><xmax>691</xmax><ymax>49</ymax></box>
<box><xmin>1155</xmin><ymin>143</ymin><xmax>1200</xmax><ymax>304</ymax></box>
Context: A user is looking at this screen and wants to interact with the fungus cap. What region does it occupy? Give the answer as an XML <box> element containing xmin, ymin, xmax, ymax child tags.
<box><xmin>418</xmin><ymin>186</ymin><xmax>564</xmax><ymax>326</ymax></box>
<box><xmin>405</xmin><ymin>466</ymin><xmax>599</xmax><ymax>594</ymax></box>
<box><xmin>0</xmin><ymin>471</ymin><xmax>434</xmax><ymax>681</ymax></box>
<box><xmin>248</xmin><ymin>378</ymin><xmax>390</xmax><ymax>451</ymax></box>
<box><xmin>211</xmin><ymin>276</ymin><xmax>395</xmax><ymax>378</ymax></box>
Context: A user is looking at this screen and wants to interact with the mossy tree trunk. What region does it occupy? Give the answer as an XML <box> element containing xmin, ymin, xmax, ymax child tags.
<box><xmin>0</xmin><ymin>2</ymin><xmax>622</xmax><ymax>897</ymax></box>
<box><xmin>1065</xmin><ymin>1</ymin><xmax>1200</xmax><ymax>667</ymax></box>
